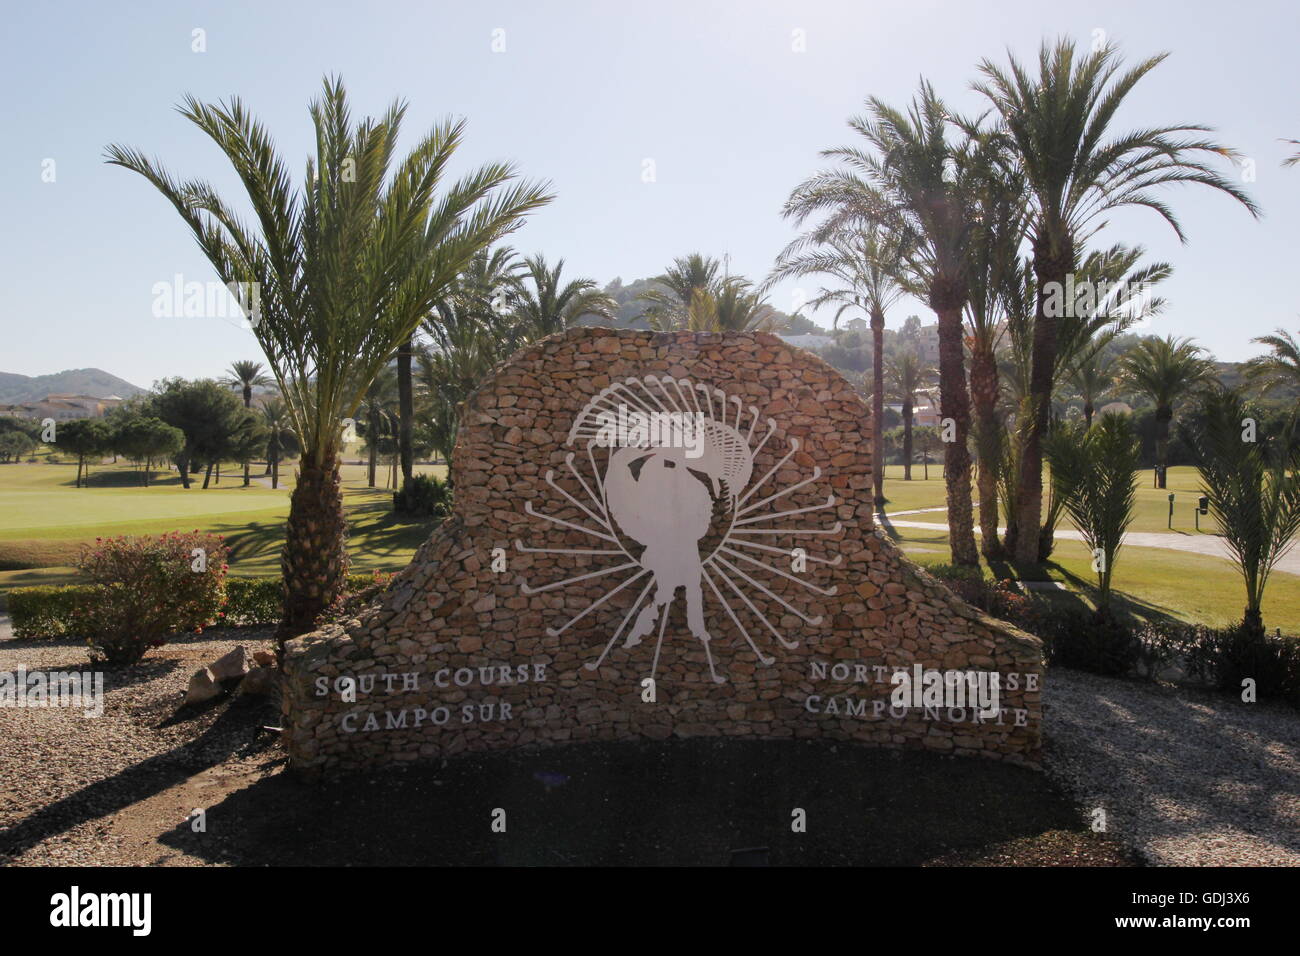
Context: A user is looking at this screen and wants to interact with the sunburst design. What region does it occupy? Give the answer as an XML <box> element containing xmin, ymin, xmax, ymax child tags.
<box><xmin>516</xmin><ymin>375</ymin><xmax>841</xmax><ymax>684</ymax></box>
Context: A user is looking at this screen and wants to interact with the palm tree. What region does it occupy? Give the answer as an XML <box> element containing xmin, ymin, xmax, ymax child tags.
<box><xmin>397</xmin><ymin>245</ymin><xmax>524</xmax><ymax>492</ymax></box>
<box><xmin>884</xmin><ymin>349</ymin><xmax>934</xmax><ymax>482</ymax></box>
<box><xmin>1045</xmin><ymin>412</ymin><xmax>1141</xmax><ymax>615</ymax></box>
<box><xmin>638</xmin><ymin>253</ymin><xmax>722</xmax><ymax>330</ymax></box>
<box><xmin>768</xmin><ymin>227</ymin><xmax>907</xmax><ymax>509</ymax></box>
<box><xmin>360</xmin><ymin>365</ymin><xmax>398</xmax><ymax>488</ymax></box>
<box><xmin>976</xmin><ymin>37</ymin><xmax>1259</xmax><ymax>564</ymax></box>
<box><xmin>259</xmin><ymin>397</ymin><xmax>296</xmax><ymax>490</ymax></box>
<box><xmin>1244</xmin><ymin>327</ymin><xmax>1300</xmax><ymax>395</ymax></box>
<box><xmin>512</xmin><ymin>254</ymin><xmax>616</xmax><ymax>339</ymax></box>
<box><xmin>999</xmin><ymin>243</ymin><xmax>1169</xmax><ymax>558</ymax></box>
<box><xmin>708</xmin><ymin>277</ymin><xmax>779</xmax><ymax>332</ymax></box>
<box><xmin>1067</xmin><ymin>341</ymin><xmax>1115</xmax><ymax>427</ymax></box>
<box><xmin>963</xmin><ymin>137</ymin><xmax>1028</xmax><ymax>558</ymax></box>
<box><xmin>223</xmin><ymin>360</ymin><xmax>272</xmax><ymax>486</ymax></box>
<box><xmin>1118</xmin><ymin>335</ymin><xmax>1216</xmax><ymax>488</ymax></box>
<box><xmin>783</xmin><ymin>81</ymin><xmax>981</xmax><ymax>565</ymax></box>
<box><xmin>1183</xmin><ymin>388</ymin><xmax>1300</xmax><ymax>637</ymax></box>
<box><xmin>107</xmin><ymin>77</ymin><xmax>553</xmax><ymax>640</ymax></box>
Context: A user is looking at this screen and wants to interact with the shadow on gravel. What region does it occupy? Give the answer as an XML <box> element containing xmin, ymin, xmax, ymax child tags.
<box><xmin>0</xmin><ymin>696</ymin><xmax>277</xmax><ymax>862</ymax></box>
<box><xmin>157</xmin><ymin>738</ymin><xmax>1137</xmax><ymax>866</ymax></box>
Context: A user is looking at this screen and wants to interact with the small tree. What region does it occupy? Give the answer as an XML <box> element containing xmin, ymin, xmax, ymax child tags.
<box><xmin>0</xmin><ymin>430</ymin><xmax>35</xmax><ymax>462</ymax></box>
<box><xmin>1183</xmin><ymin>388</ymin><xmax>1300</xmax><ymax>638</ymax></box>
<box><xmin>57</xmin><ymin>419</ymin><xmax>111</xmax><ymax>487</ymax></box>
<box><xmin>1045</xmin><ymin>412</ymin><xmax>1141</xmax><ymax>615</ymax></box>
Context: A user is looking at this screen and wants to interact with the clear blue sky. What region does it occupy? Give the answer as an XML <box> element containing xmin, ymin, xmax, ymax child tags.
<box><xmin>2</xmin><ymin>0</ymin><xmax>1296</xmax><ymax>387</ymax></box>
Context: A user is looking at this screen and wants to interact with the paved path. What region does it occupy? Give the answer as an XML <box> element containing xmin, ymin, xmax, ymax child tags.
<box><xmin>0</xmin><ymin>615</ymin><xmax>13</xmax><ymax>643</ymax></box>
<box><xmin>879</xmin><ymin>516</ymin><xmax>1300</xmax><ymax>576</ymax></box>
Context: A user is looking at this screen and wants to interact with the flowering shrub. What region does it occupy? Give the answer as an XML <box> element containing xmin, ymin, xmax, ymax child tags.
<box><xmin>74</xmin><ymin>531</ymin><xmax>229</xmax><ymax>665</ymax></box>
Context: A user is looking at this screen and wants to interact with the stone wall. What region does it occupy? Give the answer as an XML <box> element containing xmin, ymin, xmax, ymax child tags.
<box><xmin>282</xmin><ymin>328</ymin><xmax>1044</xmax><ymax>774</ymax></box>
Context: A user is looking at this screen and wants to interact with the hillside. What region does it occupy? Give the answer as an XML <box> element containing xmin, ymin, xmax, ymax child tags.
<box><xmin>0</xmin><ymin>368</ymin><xmax>145</xmax><ymax>404</ymax></box>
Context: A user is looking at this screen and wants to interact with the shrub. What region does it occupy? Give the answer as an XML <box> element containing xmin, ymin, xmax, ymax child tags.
<box><xmin>8</xmin><ymin>585</ymin><xmax>96</xmax><ymax>639</ymax></box>
<box><xmin>221</xmin><ymin>577</ymin><xmax>283</xmax><ymax>626</ymax></box>
<box><xmin>393</xmin><ymin>474</ymin><xmax>452</xmax><ymax>518</ymax></box>
<box><xmin>74</xmin><ymin>532</ymin><xmax>229</xmax><ymax>665</ymax></box>
<box><xmin>1184</xmin><ymin>625</ymin><xmax>1300</xmax><ymax>705</ymax></box>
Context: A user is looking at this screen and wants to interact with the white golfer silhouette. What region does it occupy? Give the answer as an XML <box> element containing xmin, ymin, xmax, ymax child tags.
<box><xmin>518</xmin><ymin>375</ymin><xmax>841</xmax><ymax>685</ymax></box>
<box><xmin>605</xmin><ymin>445</ymin><xmax>722</xmax><ymax>679</ymax></box>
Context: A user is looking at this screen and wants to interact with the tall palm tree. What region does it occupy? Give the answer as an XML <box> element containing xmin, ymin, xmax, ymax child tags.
<box><xmin>397</xmin><ymin>245</ymin><xmax>524</xmax><ymax>491</ymax></box>
<box><xmin>976</xmin><ymin>38</ymin><xmax>1259</xmax><ymax>563</ymax></box>
<box><xmin>768</xmin><ymin>227</ymin><xmax>907</xmax><ymax>509</ymax></box>
<box><xmin>962</xmin><ymin>136</ymin><xmax>1028</xmax><ymax>558</ymax></box>
<box><xmin>884</xmin><ymin>348</ymin><xmax>934</xmax><ymax>482</ymax></box>
<box><xmin>107</xmin><ymin>77</ymin><xmax>553</xmax><ymax>639</ymax></box>
<box><xmin>638</xmin><ymin>253</ymin><xmax>722</xmax><ymax>330</ymax></box>
<box><xmin>223</xmin><ymin>360</ymin><xmax>272</xmax><ymax>486</ymax></box>
<box><xmin>1118</xmin><ymin>335</ymin><xmax>1216</xmax><ymax>488</ymax></box>
<box><xmin>784</xmin><ymin>81</ymin><xmax>981</xmax><ymax>565</ymax></box>
<box><xmin>999</xmin><ymin>243</ymin><xmax>1169</xmax><ymax>558</ymax></box>
<box><xmin>512</xmin><ymin>254</ymin><xmax>616</xmax><ymax>339</ymax></box>
<box><xmin>1244</xmin><ymin>327</ymin><xmax>1300</xmax><ymax>395</ymax></box>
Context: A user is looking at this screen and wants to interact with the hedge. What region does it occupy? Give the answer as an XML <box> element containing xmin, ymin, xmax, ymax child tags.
<box><xmin>7</xmin><ymin>572</ymin><xmax>392</xmax><ymax>639</ymax></box>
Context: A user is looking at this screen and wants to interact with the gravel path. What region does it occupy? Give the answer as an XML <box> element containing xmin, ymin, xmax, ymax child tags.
<box><xmin>1044</xmin><ymin>666</ymin><xmax>1300</xmax><ymax>866</ymax></box>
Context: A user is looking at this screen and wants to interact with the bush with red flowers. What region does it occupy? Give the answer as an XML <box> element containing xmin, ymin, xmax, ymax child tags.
<box><xmin>74</xmin><ymin>531</ymin><xmax>229</xmax><ymax>665</ymax></box>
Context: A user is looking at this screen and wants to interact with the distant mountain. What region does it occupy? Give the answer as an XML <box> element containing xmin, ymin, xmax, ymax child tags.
<box><xmin>0</xmin><ymin>368</ymin><xmax>146</xmax><ymax>404</ymax></box>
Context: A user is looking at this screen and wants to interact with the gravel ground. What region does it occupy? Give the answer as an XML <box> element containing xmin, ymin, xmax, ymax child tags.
<box><xmin>2</xmin><ymin>631</ymin><xmax>1296</xmax><ymax>866</ymax></box>
<box><xmin>1043</xmin><ymin>666</ymin><xmax>1300</xmax><ymax>866</ymax></box>
<box><xmin>0</xmin><ymin>629</ymin><xmax>280</xmax><ymax>866</ymax></box>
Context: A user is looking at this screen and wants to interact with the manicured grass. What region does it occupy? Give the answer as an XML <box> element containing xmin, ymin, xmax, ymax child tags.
<box><xmin>886</xmin><ymin>521</ymin><xmax>1300</xmax><ymax>634</ymax></box>
<box><xmin>0</xmin><ymin>459</ymin><xmax>447</xmax><ymax>593</ymax></box>
<box><xmin>880</xmin><ymin>464</ymin><xmax>1227</xmax><ymax>536</ymax></box>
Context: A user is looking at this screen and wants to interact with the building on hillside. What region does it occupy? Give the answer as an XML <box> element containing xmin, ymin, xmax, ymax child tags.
<box><xmin>0</xmin><ymin>394</ymin><xmax>124</xmax><ymax>421</ymax></box>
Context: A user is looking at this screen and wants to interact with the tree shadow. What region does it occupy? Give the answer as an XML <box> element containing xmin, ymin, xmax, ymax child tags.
<box><xmin>0</xmin><ymin>695</ymin><xmax>277</xmax><ymax>861</ymax></box>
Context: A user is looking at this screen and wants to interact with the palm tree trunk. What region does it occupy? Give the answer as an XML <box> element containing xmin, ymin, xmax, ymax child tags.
<box><xmin>1014</xmin><ymin>240</ymin><xmax>1071</xmax><ymax>565</ymax></box>
<box><xmin>397</xmin><ymin>335</ymin><xmax>415</xmax><ymax>490</ymax></box>
<box><xmin>902</xmin><ymin>400</ymin><xmax>914</xmax><ymax>481</ymax></box>
<box><xmin>243</xmin><ymin>385</ymin><xmax>253</xmax><ymax>487</ymax></box>
<box><xmin>1083</xmin><ymin>399</ymin><xmax>1094</xmax><ymax>428</ymax></box>
<box><xmin>178</xmin><ymin>452</ymin><xmax>191</xmax><ymax>490</ymax></box>
<box><xmin>870</xmin><ymin>310</ymin><xmax>886</xmax><ymax>509</ymax></box>
<box><xmin>970</xmin><ymin>339</ymin><xmax>1004</xmax><ymax>559</ymax></box>
<box><xmin>367</xmin><ymin>412</ymin><xmax>378</xmax><ymax>488</ymax></box>
<box><xmin>276</xmin><ymin>448</ymin><xmax>349</xmax><ymax>648</ymax></box>
<box><xmin>1154</xmin><ymin>405</ymin><xmax>1172</xmax><ymax>489</ymax></box>
<box><xmin>935</xmin><ymin>301</ymin><xmax>979</xmax><ymax>566</ymax></box>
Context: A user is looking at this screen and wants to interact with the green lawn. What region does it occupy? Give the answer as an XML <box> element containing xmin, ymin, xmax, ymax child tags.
<box><xmin>880</xmin><ymin>464</ymin><xmax>1226</xmax><ymax>536</ymax></box>
<box><xmin>0</xmin><ymin>458</ymin><xmax>447</xmax><ymax>598</ymax></box>
<box><xmin>884</xmin><ymin>514</ymin><xmax>1300</xmax><ymax>634</ymax></box>
<box><xmin>3</xmin><ymin>459</ymin><xmax>1295</xmax><ymax>633</ymax></box>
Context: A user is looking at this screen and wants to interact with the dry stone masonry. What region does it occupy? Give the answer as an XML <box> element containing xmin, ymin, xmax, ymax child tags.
<box><xmin>282</xmin><ymin>328</ymin><xmax>1044</xmax><ymax>774</ymax></box>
